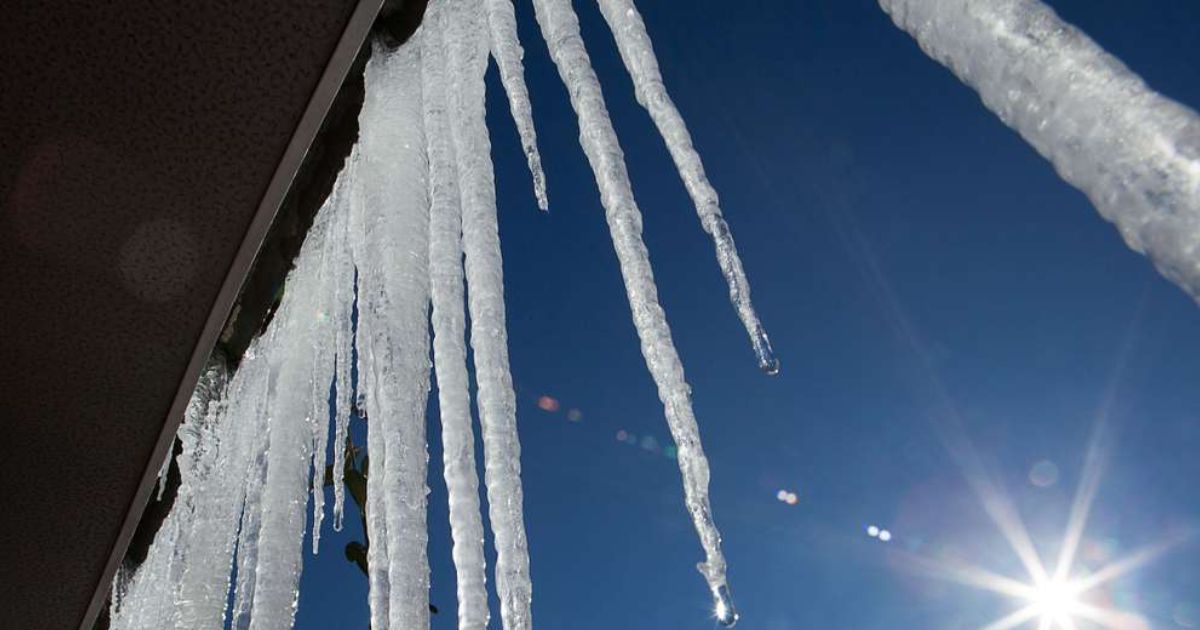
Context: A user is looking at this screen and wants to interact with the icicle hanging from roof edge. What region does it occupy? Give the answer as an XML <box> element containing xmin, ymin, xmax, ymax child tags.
<box><xmin>308</xmin><ymin>176</ymin><xmax>352</xmax><ymax>554</ymax></box>
<box><xmin>331</xmin><ymin>167</ymin><xmax>356</xmax><ymax>532</ymax></box>
<box><xmin>173</xmin><ymin>344</ymin><xmax>269</xmax><ymax>629</ymax></box>
<box><xmin>347</xmin><ymin>140</ymin><xmax>393</xmax><ymax>630</ymax></box>
<box><xmin>879</xmin><ymin>0</ymin><xmax>1200</xmax><ymax>301</ymax></box>
<box><xmin>422</xmin><ymin>3</ymin><xmax>491</xmax><ymax>628</ymax></box>
<box><xmin>595</xmin><ymin>0</ymin><xmax>779</xmax><ymax>375</ymax></box>
<box><xmin>111</xmin><ymin>359</ymin><xmax>229</xmax><ymax>630</ymax></box>
<box><xmin>228</xmin><ymin>352</ymin><xmax>277</xmax><ymax>630</ymax></box>
<box><xmin>484</xmin><ymin>0</ymin><xmax>549</xmax><ymax>211</ymax></box>
<box><xmin>442</xmin><ymin>0</ymin><xmax>534</xmax><ymax>627</ymax></box>
<box><xmin>529</xmin><ymin>0</ymin><xmax>738</xmax><ymax>625</ymax></box>
<box><xmin>356</xmin><ymin>39</ymin><xmax>435</xmax><ymax>629</ymax></box>
<box><xmin>245</xmin><ymin>209</ymin><xmax>340</xmax><ymax>630</ymax></box>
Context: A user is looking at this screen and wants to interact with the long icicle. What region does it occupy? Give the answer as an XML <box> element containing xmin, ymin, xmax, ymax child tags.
<box><xmin>349</xmin><ymin>95</ymin><xmax>393</xmax><ymax>630</ymax></box>
<box><xmin>595</xmin><ymin>0</ymin><xmax>778</xmax><ymax>375</ymax></box>
<box><xmin>530</xmin><ymin>0</ymin><xmax>738</xmax><ymax>624</ymax></box>
<box><xmin>443</xmin><ymin>0</ymin><xmax>534</xmax><ymax>627</ymax></box>
<box><xmin>879</xmin><ymin>0</ymin><xmax>1200</xmax><ymax>301</ymax></box>
<box><xmin>247</xmin><ymin>208</ymin><xmax>336</xmax><ymax>630</ymax></box>
<box><xmin>331</xmin><ymin>168</ymin><xmax>356</xmax><ymax>531</ymax></box>
<box><xmin>229</xmin><ymin>362</ymin><xmax>274</xmax><ymax>630</ymax></box>
<box><xmin>423</xmin><ymin>3</ymin><xmax>491</xmax><ymax>628</ymax></box>
<box><xmin>357</xmin><ymin>40</ymin><xmax>434</xmax><ymax>629</ymax></box>
<box><xmin>174</xmin><ymin>345</ymin><xmax>270</xmax><ymax>630</ymax></box>
<box><xmin>309</xmin><ymin>178</ymin><xmax>347</xmax><ymax>554</ymax></box>
<box><xmin>484</xmin><ymin>0</ymin><xmax>549</xmax><ymax>211</ymax></box>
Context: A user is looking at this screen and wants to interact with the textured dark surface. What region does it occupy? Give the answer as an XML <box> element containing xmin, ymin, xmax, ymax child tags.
<box><xmin>0</xmin><ymin>1</ymin><xmax>362</xmax><ymax>627</ymax></box>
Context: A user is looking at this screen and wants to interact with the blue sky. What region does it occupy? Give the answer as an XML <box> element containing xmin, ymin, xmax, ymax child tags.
<box><xmin>296</xmin><ymin>1</ymin><xmax>1200</xmax><ymax>627</ymax></box>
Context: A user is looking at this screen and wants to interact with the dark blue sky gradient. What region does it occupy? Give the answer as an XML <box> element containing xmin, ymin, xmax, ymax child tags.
<box><xmin>297</xmin><ymin>1</ymin><xmax>1200</xmax><ymax>627</ymax></box>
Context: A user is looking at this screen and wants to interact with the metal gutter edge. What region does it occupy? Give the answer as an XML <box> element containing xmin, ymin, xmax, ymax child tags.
<box><xmin>78</xmin><ymin>0</ymin><xmax>387</xmax><ymax>626</ymax></box>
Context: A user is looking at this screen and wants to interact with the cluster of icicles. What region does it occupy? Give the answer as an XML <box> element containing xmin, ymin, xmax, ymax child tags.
<box><xmin>112</xmin><ymin>0</ymin><xmax>775</xmax><ymax>628</ymax></box>
<box><xmin>111</xmin><ymin>0</ymin><xmax>1200</xmax><ymax>627</ymax></box>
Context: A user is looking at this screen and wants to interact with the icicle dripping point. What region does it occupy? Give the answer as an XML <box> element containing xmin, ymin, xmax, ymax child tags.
<box><xmin>712</xmin><ymin>583</ymin><xmax>739</xmax><ymax>627</ymax></box>
<box><xmin>753</xmin><ymin>330</ymin><xmax>779</xmax><ymax>376</ymax></box>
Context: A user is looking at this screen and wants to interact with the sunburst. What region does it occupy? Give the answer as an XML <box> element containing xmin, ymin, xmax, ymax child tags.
<box><xmin>895</xmin><ymin>416</ymin><xmax>1187</xmax><ymax>630</ymax></box>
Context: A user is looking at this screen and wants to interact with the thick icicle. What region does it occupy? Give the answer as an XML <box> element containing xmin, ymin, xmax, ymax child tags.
<box><xmin>596</xmin><ymin>0</ymin><xmax>778</xmax><ymax>375</ymax></box>
<box><xmin>112</xmin><ymin>359</ymin><xmax>228</xmax><ymax>630</ymax></box>
<box><xmin>346</xmin><ymin>144</ymin><xmax>392</xmax><ymax>630</ymax></box>
<box><xmin>245</xmin><ymin>209</ymin><xmax>339</xmax><ymax>630</ymax></box>
<box><xmin>172</xmin><ymin>349</ymin><xmax>267</xmax><ymax>629</ymax></box>
<box><xmin>422</xmin><ymin>3</ymin><xmax>491</xmax><ymax>628</ymax></box>
<box><xmin>443</xmin><ymin>0</ymin><xmax>534</xmax><ymax>627</ymax></box>
<box><xmin>484</xmin><ymin>0</ymin><xmax>549</xmax><ymax>211</ymax></box>
<box><xmin>356</xmin><ymin>41</ymin><xmax>434</xmax><ymax>630</ymax></box>
<box><xmin>530</xmin><ymin>0</ymin><xmax>737</xmax><ymax>624</ymax></box>
<box><xmin>880</xmin><ymin>0</ymin><xmax>1200</xmax><ymax>301</ymax></box>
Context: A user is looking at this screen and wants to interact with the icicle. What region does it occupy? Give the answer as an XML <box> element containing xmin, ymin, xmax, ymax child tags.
<box><xmin>154</xmin><ymin>440</ymin><xmax>172</xmax><ymax>501</ymax></box>
<box><xmin>172</xmin><ymin>349</ymin><xmax>266</xmax><ymax>629</ymax></box>
<box><xmin>880</xmin><ymin>0</ymin><xmax>1200</xmax><ymax>301</ymax></box>
<box><xmin>423</xmin><ymin>3</ymin><xmax>490</xmax><ymax>628</ymax></box>
<box><xmin>331</xmin><ymin>168</ymin><xmax>356</xmax><ymax>531</ymax></box>
<box><xmin>356</xmin><ymin>40</ymin><xmax>434</xmax><ymax>630</ymax></box>
<box><xmin>347</xmin><ymin>139</ymin><xmax>392</xmax><ymax>630</ymax></box>
<box><xmin>245</xmin><ymin>212</ymin><xmax>336</xmax><ymax>630</ymax></box>
<box><xmin>443</xmin><ymin>1</ymin><xmax>534</xmax><ymax>628</ymax></box>
<box><xmin>309</xmin><ymin>180</ymin><xmax>348</xmax><ymax>554</ymax></box>
<box><xmin>596</xmin><ymin>0</ymin><xmax>778</xmax><ymax>375</ymax></box>
<box><xmin>484</xmin><ymin>0</ymin><xmax>549</xmax><ymax>211</ymax></box>
<box><xmin>530</xmin><ymin>0</ymin><xmax>738</xmax><ymax>624</ymax></box>
<box><xmin>112</xmin><ymin>358</ymin><xmax>229</xmax><ymax>630</ymax></box>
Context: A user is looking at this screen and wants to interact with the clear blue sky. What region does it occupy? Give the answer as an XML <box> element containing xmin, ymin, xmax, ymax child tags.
<box><xmin>297</xmin><ymin>1</ymin><xmax>1200</xmax><ymax>627</ymax></box>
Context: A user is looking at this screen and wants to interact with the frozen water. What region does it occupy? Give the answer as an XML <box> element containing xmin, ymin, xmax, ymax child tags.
<box><xmin>423</xmin><ymin>2</ymin><xmax>491</xmax><ymax>628</ymax></box>
<box><xmin>443</xmin><ymin>0</ymin><xmax>534</xmax><ymax>627</ymax></box>
<box><xmin>530</xmin><ymin>0</ymin><xmax>736</xmax><ymax>621</ymax></box>
<box><xmin>596</xmin><ymin>0</ymin><xmax>778</xmax><ymax>374</ymax></box>
<box><xmin>485</xmin><ymin>0</ymin><xmax>549</xmax><ymax>211</ymax></box>
<box><xmin>880</xmin><ymin>0</ymin><xmax>1200</xmax><ymax>301</ymax></box>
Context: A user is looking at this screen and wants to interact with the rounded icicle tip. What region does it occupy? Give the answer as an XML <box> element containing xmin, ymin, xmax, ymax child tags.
<box><xmin>754</xmin><ymin>331</ymin><xmax>780</xmax><ymax>376</ymax></box>
<box><xmin>713</xmin><ymin>583</ymin><xmax>739</xmax><ymax>627</ymax></box>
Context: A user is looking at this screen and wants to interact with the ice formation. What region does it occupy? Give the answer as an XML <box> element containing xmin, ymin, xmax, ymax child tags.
<box><xmin>879</xmin><ymin>0</ymin><xmax>1200</xmax><ymax>301</ymax></box>
<box><xmin>529</xmin><ymin>0</ymin><xmax>737</xmax><ymax>623</ymax></box>
<box><xmin>596</xmin><ymin>0</ymin><xmax>778</xmax><ymax>375</ymax></box>
<box><xmin>422</xmin><ymin>3</ymin><xmax>491</xmax><ymax>629</ymax></box>
<box><xmin>110</xmin><ymin>0</ymin><xmax>769</xmax><ymax>627</ymax></box>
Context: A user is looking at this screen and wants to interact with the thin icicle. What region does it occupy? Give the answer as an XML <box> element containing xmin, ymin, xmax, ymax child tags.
<box><xmin>596</xmin><ymin>0</ymin><xmax>778</xmax><ymax>375</ymax></box>
<box><xmin>356</xmin><ymin>40</ymin><xmax>434</xmax><ymax>630</ymax></box>
<box><xmin>880</xmin><ymin>0</ymin><xmax>1200</xmax><ymax>301</ymax></box>
<box><xmin>530</xmin><ymin>0</ymin><xmax>738</xmax><ymax>624</ymax></box>
<box><xmin>423</xmin><ymin>3</ymin><xmax>490</xmax><ymax>628</ymax></box>
<box><xmin>484</xmin><ymin>0</ymin><xmax>549</xmax><ymax>211</ymax></box>
<box><xmin>154</xmin><ymin>439</ymin><xmax>173</xmax><ymax>501</ymax></box>
<box><xmin>309</xmin><ymin>182</ymin><xmax>348</xmax><ymax>554</ymax></box>
<box><xmin>331</xmin><ymin>174</ymin><xmax>356</xmax><ymax>531</ymax></box>
<box><xmin>443</xmin><ymin>1</ymin><xmax>533</xmax><ymax>627</ymax></box>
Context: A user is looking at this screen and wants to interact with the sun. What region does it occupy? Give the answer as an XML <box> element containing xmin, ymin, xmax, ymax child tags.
<box><xmin>893</xmin><ymin>415</ymin><xmax>1188</xmax><ymax>630</ymax></box>
<box><xmin>1027</xmin><ymin>577</ymin><xmax>1082</xmax><ymax>628</ymax></box>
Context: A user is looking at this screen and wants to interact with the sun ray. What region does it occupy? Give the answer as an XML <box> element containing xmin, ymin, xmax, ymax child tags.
<box><xmin>893</xmin><ymin>548</ymin><xmax>1038</xmax><ymax>600</ymax></box>
<box><xmin>1052</xmin><ymin>417</ymin><xmax>1111</xmax><ymax>583</ymax></box>
<box><xmin>980</xmin><ymin>604</ymin><xmax>1041</xmax><ymax>630</ymax></box>
<box><xmin>1072</xmin><ymin>601</ymin><xmax>1149</xmax><ymax>630</ymax></box>
<box><xmin>1073</xmin><ymin>532</ymin><xmax>1190</xmax><ymax>594</ymax></box>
